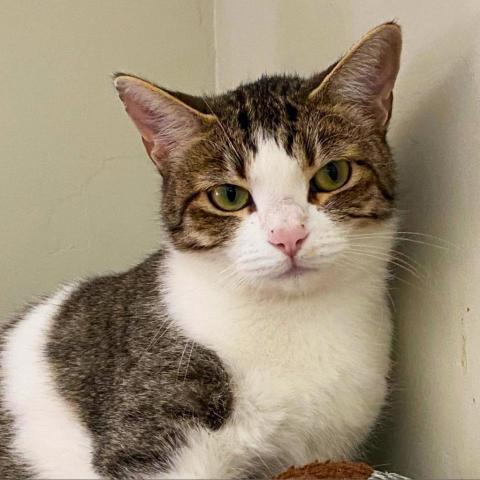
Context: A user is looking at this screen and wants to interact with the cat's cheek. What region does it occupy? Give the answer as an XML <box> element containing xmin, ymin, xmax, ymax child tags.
<box><xmin>226</xmin><ymin>214</ymin><xmax>282</xmax><ymax>267</ymax></box>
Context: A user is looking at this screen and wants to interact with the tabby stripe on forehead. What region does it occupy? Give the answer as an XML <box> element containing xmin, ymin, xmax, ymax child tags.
<box><xmin>235</xmin><ymin>90</ymin><xmax>255</xmax><ymax>153</ymax></box>
<box><xmin>227</xmin><ymin>147</ymin><xmax>246</xmax><ymax>179</ymax></box>
<box><xmin>237</xmin><ymin>108</ymin><xmax>250</xmax><ymax>135</ymax></box>
<box><xmin>284</xmin><ymin>101</ymin><xmax>298</xmax><ymax>156</ymax></box>
<box><xmin>303</xmin><ymin>135</ymin><xmax>317</xmax><ymax>167</ymax></box>
<box><xmin>356</xmin><ymin>160</ymin><xmax>394</xmax><ymax>201</ymax></box>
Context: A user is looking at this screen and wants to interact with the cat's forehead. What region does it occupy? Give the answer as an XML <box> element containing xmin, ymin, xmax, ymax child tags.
<box><xmin>248</xmin><ymin>137</ymin><xmax>308</xmax><ymax>204</ymax></box>
<box><xmin>207</xmin><ymin>73</ymin><xmax>369</xmax><ymax>169</ymax></box>
<box><xmin>211</xmin><ymin>75</ymin><xmax>308</xmax><ymax>153</ymax></box>
<box><xmin>191</xmin><ymin>73</ymin><xmax>393</xmax><ymax>192</ymax></box>
<box><xmin>223</xmin><ymin>75</ymin><xmax>307</xmax><ymax>108</ymax></box>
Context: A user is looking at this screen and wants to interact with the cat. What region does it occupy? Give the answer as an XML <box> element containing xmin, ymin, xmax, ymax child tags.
<box><xmin>0</xmin><ymin>22</ymin><xmax>401</xmax><ymax>479</ymax></box>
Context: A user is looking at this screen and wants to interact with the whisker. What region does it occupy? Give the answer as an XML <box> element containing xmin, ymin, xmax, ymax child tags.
<box><xmin>352</xmin><ymin>250</ymin><xmax>424</xmax><ymax>282</ymax></box>
<box><xmin>348</xmin><ymin>244</ymin><xmax>427</xmax><ymax>277</ymax></box>
<box><xmin>345</xmin><ymin>248</ymin><xmax>424</xmax><ymax>281</ymax></box>
<box><xmin>182</xmin><ymin>341</ymin><xmax>196</xmax><ymax>383</ymax></box>
<box><xmin>349</xmin><ymin>230</ymin><xmax>451</xmax><ymax>241</ymax></box>
<box><xmin>346</xmin><ymin>234</ymin><xmax>450</xmax><ymax>250</ymax></box>
<box><xmin>175</xmin><ymin>341</ymin><xmax>190</xmax><ymax>384</ymax></box>
<box><xmin>137</xmin><ymin>316</ymin><xmax>170</xmax><ymax>364</ymax></box>
<box><xmin>345</xmin><ymin>231</ymin><xmax>453</xmax><ymax>248</ymax></box>
<box><xmin>337</xmin><ymin>256</ymin><xmax>419</xmax><ymax>299</ymax></box>
<box><xmin>388</xmin><ymin>271</ymin><xmax>421</xmax><ymax>291</ymax></box>
<box><xmin>386</xmin><ymin>290</ymin><xmax>396</xmax><ymax>313</ymax></box>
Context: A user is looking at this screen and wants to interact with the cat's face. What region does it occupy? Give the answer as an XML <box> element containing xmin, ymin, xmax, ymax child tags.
<box><xmin>115</xmin><ymin>23</ymin><xmax>401</xmax><ymax>294</ymax></box>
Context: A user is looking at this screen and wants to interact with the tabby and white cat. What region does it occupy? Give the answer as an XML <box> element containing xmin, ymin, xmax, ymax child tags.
<box><xmin>0</xmin><ymin>23</ymin><xmax>401</xmax><ymax>479</ymax></box>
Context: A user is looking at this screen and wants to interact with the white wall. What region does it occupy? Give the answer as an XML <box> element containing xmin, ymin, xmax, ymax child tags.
<box><xmin>215</xmin><ymin>1</ymin><xmax>480</xmax><ymax>477</ymax></box>
<box><xmin>0</xmin><ymin>1</ymin><xmax>214</xmax><ymax>320</ymax></box>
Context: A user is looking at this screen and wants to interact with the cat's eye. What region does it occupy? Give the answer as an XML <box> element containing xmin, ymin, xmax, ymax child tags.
<box><xmin>208</xmin><ymin>184</ymin><xmax>251</xmax><ymax>212</ymax></box>
<box><xmin>311</xmin><ymin>160</ymin><xmax>351</xmax><ymax>192</ymax></box>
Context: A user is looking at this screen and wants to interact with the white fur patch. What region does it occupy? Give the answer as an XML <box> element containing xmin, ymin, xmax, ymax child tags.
<box><xmin>1</xmin><ymin>286</ymin><xmax>99</xmax><ymax>479</ymax></box>
<box><xmin>248</xmin><ymin>138</ymin><xmax>308</xmax><ymax>207</ymax></box>
<box><xmin>163</xmin><ymin>248</ymin><xmax>392</xmax><ymax>478</ymax></box>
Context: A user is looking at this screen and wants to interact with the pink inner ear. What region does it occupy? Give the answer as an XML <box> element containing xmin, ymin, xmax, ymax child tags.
<box><xmin>373</xmin><ymin>61</ymin><xmax>398</xmax><ymax>125</ymax></box>
<box><xmin>116</xmin><ymin>76</ymin><xmax>213</xmax><ymax>169</ymax></box>
<box><xmin>119</xmin><ymin>90</ymin><xmax>169</xmax><ymax>167</ymax></box>
<box><xmin>319</xmin><ymin>25</ymin><xmax>401</xmax><ymax>127</ymax></box>
<box><xmin>122</xmin><ymin>96</ymin><xmax>157</xmax><ymax>144</ymax></box>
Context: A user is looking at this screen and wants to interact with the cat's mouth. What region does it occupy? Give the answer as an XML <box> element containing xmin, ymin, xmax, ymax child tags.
<box><xmin>277</xmin><ymin>263</ymin><xmax>312</xmax><ymax>279</ymax></box>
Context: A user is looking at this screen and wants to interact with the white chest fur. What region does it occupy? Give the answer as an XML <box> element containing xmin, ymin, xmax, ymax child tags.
<box><xmin>162</xmin><ymin>251</ymin><xmax>392</xmax><ymax>478</ymax></box>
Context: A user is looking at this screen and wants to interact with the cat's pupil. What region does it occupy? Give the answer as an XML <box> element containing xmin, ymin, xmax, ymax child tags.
<box><xmin>226</xmin><ymin>186</ymin><xmax>237</xmax><ymax>202</ymax></box>
<box><xmin>326</xmin><ymin>163</ymin><xmax>339</xmax><ymax>181</ymax></box>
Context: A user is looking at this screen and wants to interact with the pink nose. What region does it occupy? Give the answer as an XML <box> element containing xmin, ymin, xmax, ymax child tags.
<box><xmin>268</xmin><ymin>225</ymin><xmax>308</xmax><ymax>257</ymax></box>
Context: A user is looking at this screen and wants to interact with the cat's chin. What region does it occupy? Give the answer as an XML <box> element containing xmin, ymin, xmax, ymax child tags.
<box><xmin>276</xmin><ymin>265</ymin><xmax>312</xmax><ymax>279</ymax></box>
<box><xmin>169</xmin><ymin>248</ymin><xmax>353</xmax><ymax>298</ymax></box>
<box><xmin>236</xmin><ymin>262</ymin><xmax>343</xmax><ymax>297</ymax></box>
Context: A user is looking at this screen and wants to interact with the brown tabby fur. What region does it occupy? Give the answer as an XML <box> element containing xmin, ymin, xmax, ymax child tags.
<box><xmin>117</xmin><ymin>66</ymin><xmax>396</xmax><ymax>252</ymax></box>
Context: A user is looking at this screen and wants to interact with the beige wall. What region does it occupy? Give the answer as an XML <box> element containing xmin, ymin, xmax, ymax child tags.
<box><xmin>215</xmin><ymin>0</ymin><xmax>480</xmax><ymax>477</ymax></box>
<box><xmin>0</xmin><ymin>1</ymin><xmax>214</xmax><ymax>319</ymax></box>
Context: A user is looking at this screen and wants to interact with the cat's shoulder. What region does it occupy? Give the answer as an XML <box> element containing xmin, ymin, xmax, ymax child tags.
<box><xmin>2</xmin><ymin>250</ymin><xmax>165</xmax><ymax>330</ymax></box>
<box><xmin>65</xmin><ymin>249</ymin><xmax>165</xmax><ymax>310</ymax></box>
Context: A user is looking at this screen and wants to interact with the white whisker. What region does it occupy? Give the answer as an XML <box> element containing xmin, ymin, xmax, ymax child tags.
<box><xmin>175</xmin><ymin>341</ymin><xmax>190</xmax><ymax>384</ymax></box>
<box><xmin>345</xmin><ymin>248</ymin><xmax>423</xmax><ymax>281</ymax></box>
<box><xmin>348</xmin><ymin>244</ymin><xmax>427</xmax><ymax>277</ymax></box>
<box><xmin>182</xmin><ymin>341</ymin><xmax>196</xmax><ymax>383</ymax></box>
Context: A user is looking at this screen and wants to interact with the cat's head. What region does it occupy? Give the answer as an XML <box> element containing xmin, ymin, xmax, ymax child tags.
<box><xmin>114</xmin><ymin>23</ymin><xmax>401</xmax><ymax>295</ymax></box>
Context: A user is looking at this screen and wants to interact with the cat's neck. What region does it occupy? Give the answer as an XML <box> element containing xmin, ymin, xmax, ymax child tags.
<box><xmin>162</xmin><ymin>248</ymin><xmax>390</xmax><ymax>350</ymax></box>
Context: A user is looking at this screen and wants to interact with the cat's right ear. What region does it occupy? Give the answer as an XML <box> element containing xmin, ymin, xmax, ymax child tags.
<box><xmin>308</xmin><ymin>22</ymin><xmax>402</xmax><ymax>129</ymax></box>
<box><xmin>114</xmin><ymin>74</ymin><xmax>216</xmax><ymax>172</ymax></box>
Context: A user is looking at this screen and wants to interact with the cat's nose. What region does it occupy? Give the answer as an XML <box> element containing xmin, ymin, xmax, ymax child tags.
<box><xmin>268</xmin><ymin>225</ymin><xmax>308</xmax><ymax>257</ymax></box>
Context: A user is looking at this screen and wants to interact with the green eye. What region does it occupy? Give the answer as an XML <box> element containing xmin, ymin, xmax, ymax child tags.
<box><xmin>208</xmin><ymin>184</ymin><xmax>251</xmax><ymax>211</ymax></box>
<box><xmin>312</xmin><ymin>160</ymin><xmax>351</xmax><ymax>192</ymax></box>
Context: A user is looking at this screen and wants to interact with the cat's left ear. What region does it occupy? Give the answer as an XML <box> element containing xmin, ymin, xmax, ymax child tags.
<box><xmin>309</xmin><ymin>22</ymin><xmax>402</xmax><ymax>128</ymax></box>
<box><xmin>114</xmin><ymin>74</ymin><xmax>216</xmax><ymax>172</ymax></box>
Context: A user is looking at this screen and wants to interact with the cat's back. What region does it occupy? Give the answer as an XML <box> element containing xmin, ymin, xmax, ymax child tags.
<box><xmin>0</xmin><ymin>252</ymin><xmax>163</xmax><ymax>478</ymax></box>
<box><xmin>0</xmin><ymin>251</ymin><xmax>232</xmax><ymax>479</ymax></box>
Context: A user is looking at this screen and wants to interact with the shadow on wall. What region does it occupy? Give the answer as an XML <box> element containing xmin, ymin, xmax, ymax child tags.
<box><xmin>366</xmin><ymin>22</ymin><xmax>479</xmax><ymax>476</ymax></box>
